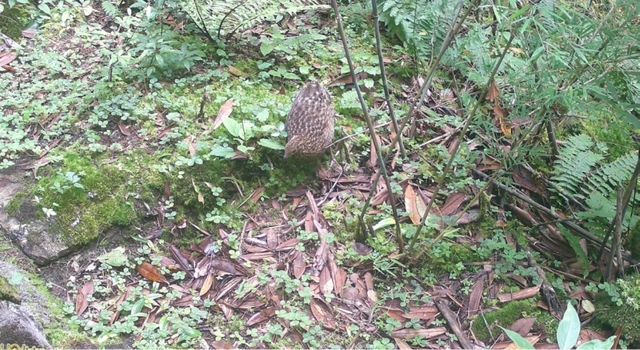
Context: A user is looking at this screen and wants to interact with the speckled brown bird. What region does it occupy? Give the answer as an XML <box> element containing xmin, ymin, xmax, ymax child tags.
<box><xmin>284</xmin><ymin>81</ymin><xmax>336</xmax><ymax>159</ymax></box>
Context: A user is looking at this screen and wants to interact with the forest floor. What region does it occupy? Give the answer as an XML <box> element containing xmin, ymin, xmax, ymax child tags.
<box><xmin>0</xmin><ymin>1</ymin><xmax>634</xmax><ymax>349</ymax></box>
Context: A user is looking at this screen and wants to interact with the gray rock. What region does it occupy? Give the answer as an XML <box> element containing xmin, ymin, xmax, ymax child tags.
<box><xmin>0</xmin><ymin>261</ymin><xmax>52</xmax><ymax>349</ymax></box>
<box><xmin>5</xmin><ymin>219</ymin><xmax>76</xmax><ymax>266</ymax></box>
<box><xmin>0</xmin><ymin>306</ymin><xmax>52</xmax><ymax>349</ymax></box>
<box><xmin>0</xmin><ymin>174</ymin><xmax>76</xmax><ymax>266</ymax></box>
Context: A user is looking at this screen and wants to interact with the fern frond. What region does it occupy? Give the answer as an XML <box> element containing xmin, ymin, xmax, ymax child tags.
<box><xmin>551</xmin><ymin>134</ymin><xmax>639</xmax><ymax>206</ymax></box>
<box><xmin>102</xmin><ymin>0</ymin><xmax>122</xmax><ymax>17</ymax></box>
<box><xmin>183</xmin><ymin>0</ymin><xmax>330</xmax><ymax>39</ymax></box>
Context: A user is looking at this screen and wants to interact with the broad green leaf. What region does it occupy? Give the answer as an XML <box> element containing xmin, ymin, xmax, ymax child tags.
<box><xmin>500</xmin><ymin>327</ymin><xmax>535</xmax><ymax>350</ymax></box>
<box><xmin>283</xmin><ymin>72</ymin><xmax>300</xmax><ymax>80</ymax></box>
<box><xmin>299</xmin><ymin>66</ymin><xmax>310</xmax><ymax>75</ymax></box>
<box><xmin>558</xmin><ymin>302</ymin><xmax>580</xmax><ymax>350</ymax></box>
<box><xmin>222</xmin><ymin>118</ymin><xmax>241</xmax><ymax>138</ymax></box>
<box><xmin>258</xmin><ymin>138</ymin><xmax>285</xmax><ymax>150</ymax></box>
<box><xmin>576</xmin><ymin>335</ymin><xmax>616</xmax><ymax>350</ymax></box>
<box><xmin>209</xmin><ymin>146</ymin><xmax>235</xmax><ymax>159</ymax></box>
<box><xmin>38</xmin><ymin>3</ymin><xmax>51</xmax><ymax>14</ymax></box>
<box><xmin>529</xmin><ymin>46</ymin><xmax>544</xmax><ymax>63</ymax></box>
<box><xmin>131</xmin><ymin>298</ymin><xmax>145</xmax><ymax>314</ymax></box>
<box><xmin>97</xmin><ymin>247</ymin><xmax>128</xmax><ymax>267</ymax></box>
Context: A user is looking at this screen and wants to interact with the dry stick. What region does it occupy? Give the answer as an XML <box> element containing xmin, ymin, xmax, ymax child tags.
<box><xmin>407</xmin><ymin>31</ymin><xmax>516</xmax><ymax>253</ymax></box>
<box><xmin>605</xmin><ymin>187</ymin><xmax>624</xmax><ymax>281</ymax></box>
<box><xmin>435</xmin><ymin>299</ymin><xmax>474</xmax><ymax>349</ymax></box>
<box><xmin>371</xmin><ymin>0</ymin><xmax>405</xmax><ymax>158</ymax></box>
<box><xmin>330</xmin><ymin>0</ymin><xmax>405</xmax><ymax>252</ymax></box>
<box><xmin>357</xmin><ymin>0</ymin><xmax>468</xmax><ymax>246</ymax></box>
<box><xmin>546</xmin><ymin>111</ymin><xmax>559</xmax><ymax>158</ymax></box>
<box><xmin>472</xmin><ymin>168</ymin><xmax>638</xmax><ymax>263</ymax></box>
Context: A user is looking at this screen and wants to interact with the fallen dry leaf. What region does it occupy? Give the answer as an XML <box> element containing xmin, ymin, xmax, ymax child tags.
<box><xmin>212</xmin><ymin>99</ymin><xmax>234</xmax><ymax>130</ymax></box>
<box><xmin>75</xmin><ymin>280</ymin><xmax>94</xmax><ymax>316</ymax></box>
<box><xmin>310</xmin><ymin>298</ymin><xmax>336</xmax><ymax>329</ymax></box>
<box><xmin>200</xmin><ymin>274</ymin><xmax>214</xmax><ymax>296</ymax></box>
<box><xmin>137</xmin><ymin>262</ymin><xmax>168</xmax><ymax>284</ymax></box>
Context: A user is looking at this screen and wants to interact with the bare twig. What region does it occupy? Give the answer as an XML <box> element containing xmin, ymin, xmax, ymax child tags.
<box><xmin>330</xmin><ymin>0</ymin><xmax>404</xmax><ymax>252</ymax></box>
<box><xmin>371</xmin><ymin>0</ymin><xmax>405</xmax><ymax>157</ymax></box>
<box><xmin>408</xmin><ymin>27</ymin><xmax>514</xmax><ymax>253</ymax></box>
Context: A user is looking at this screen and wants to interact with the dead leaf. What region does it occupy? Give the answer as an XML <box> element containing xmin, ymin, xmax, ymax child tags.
<box><xmin>211</xmin><ymin>341</ymin><xmax>234</xmax><ymax>350</ymax></box>
<box><xmin>319</xmin><ymin>266</ymin><xmax>333</xmax><ymax>295</ymax></box>
<box><xmin>394</xmin><ymin>338</ymin><xmax>412</xmax><ymax>350</ymax></box>
<box><xmin>212</xmin><ymin>99</ymin><xmax>234</xmax><ymax>130</ymax></box>
<box><xmin>200</xmin><ymin>274</ymin><xmax>214</xmax><ymax>296</ymax></box>
<box><xmin>137</xmin><ymin>262</ymin><xmax>168</xmax><ymax>284</ymax></box>
<box><xmin>275</xmin><ymin>238</ymin><xmax>299</xmax><ymax>251</ymax></box>
<box><xmin>405</xmin><ymin>185</ymin><xmax>427</xmax><ymax>225</ymax></box>
<box><xmin>441</xmin><ymin>192</ymin><xmax>465</xmax><ymax>216</ymax></box>
<box><xmin>75</xmin><ymin>280</ymin><xmax>94</xmax><ymax>316</ymax></box>
<box><xmin>391</xmin><ymin>327</ymin><xmax>447</xmax><ymax>339</ymax></box>
<box><xmin>0</xmin><ymin>52</ymin><xmax>17</xmax><ymax>66</ymax></box>
<box><xmin>486</xmin><ymin>80</ymin><xmax>499</xmax><ymax>102</ymax></box>
<box><xmin>327</xmin><ymin>71</ymin><xmax>368</xmax><ymax>87</ymax></box>
<box><xmin>228</xmin><ymin>66</ymin><xmax>245</xmax><ymax>77</ymax></box>
<box><xmin>211</xmin><ymin>258</ymin><xmax>237</xmax><ymax>275</ymax></box>
<box><xmin>310</xmin><ymin>298</ymin><xmax>336</xmax><ymax>329</ymax></box>
<box><xmin>246</xmin><ymin>306</ymin><xmax>277</xmax><ymax>326</ymax></box>
<box><xmin>292</xmin><ymin>251</ymin><xmax>306</xmax><ymax>279</ymax></box>
<box><xmin>117</xmin><ymin>123</ymin><xmax>132</xmax><ymax>136</ymax></box>
<box><xmin>402</xmin><ymin>305</ymin><xmax>439</xmax><ymax>320</ymax></box>
<box><xmin>498</xmin><ymin>285</ymin><xmax>541</xmax><ymax>302</ymax></box>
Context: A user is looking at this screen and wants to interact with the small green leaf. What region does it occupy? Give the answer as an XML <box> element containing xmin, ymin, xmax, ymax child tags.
<box><xmin>299</xmin><ymin>66</ymin><xmax>310</xmax><ymax>75</ymax></box>
<box><xmin>508</xmin><ymin>4</ymin><xmax>531</xmax><ymax>21</ymax></box>
<box><xmin>372</xmin><ymin>217</ymin><xmax>396</xmax><ymax>231</ymax></box>
<box><xmin>260</xmin><ymin>43</ymin><xmax>274</xmax><ymax>56</ymax></box>
<box><xmin>363</xmin><ymin>78</ymin><xmax>374</xmax><ymax>89</ymax></box>
<box><xmin>255</xmin><ymin>108</ymin><xmax>270</xmax><ymax>122</ymax></box>
<box><xmin>9</xmin><ymin>272</ymin><xmax>25</xmax><ymax>285</ymax></box>
<box><xmin>258</xmin><ymin>138</ymin><xmax>285</xmax><ymax>150</ymax></box>
<box><xmin>237</xmin><ymin>144</ymin><xmax>250</xmax><ymax>154</ymax></box>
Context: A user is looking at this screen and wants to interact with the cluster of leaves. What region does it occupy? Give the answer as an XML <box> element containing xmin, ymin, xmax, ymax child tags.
<box><xmin>377</xmin><ymin>0</ymin><xmax>457</xmax><ymax>61</ymax></box>
<box><xmin>592</xmin><ymin>275</ymin><xmax>640</xmax><ymax>346</ymax></box>
<box><xmin>503</xmin><ymin>302</ymin><xmax>616</xmax><ymax>350</ymax></box>
<box><xmin>65</xmin><ymin>244</ymin><xmax>208</xmax><ymax>348</ymax></box>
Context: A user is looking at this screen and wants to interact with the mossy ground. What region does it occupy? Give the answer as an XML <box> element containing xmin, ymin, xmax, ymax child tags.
<box><xmin>470</xmin><ymin>299</ymin><xmax>557</xmax><ymax>344</ymax></box>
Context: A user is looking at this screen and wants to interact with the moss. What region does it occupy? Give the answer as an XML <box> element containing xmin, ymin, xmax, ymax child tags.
<box><xmin>471</xmin><ymin>299</ymin><xmax>540</xmax><ymax>343</ymax></box>
<box><xmin>28</xmin><ymin>151</ymin><xmax>164</xmax><ymax>245</ymax></box>
<box><xmin>0</xmin><ymin>5</ymin><xmax>31</xmax><ymax>40</ymax></box>
<box><xmin>594</xmin><ymin>275</ymin><xmax>640</xmax><ymax>347</ymax></box>
<box><xmin>5</xmin><ymin>190</ymin><xmax>26</xmax><ymax>217</ymax></box>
